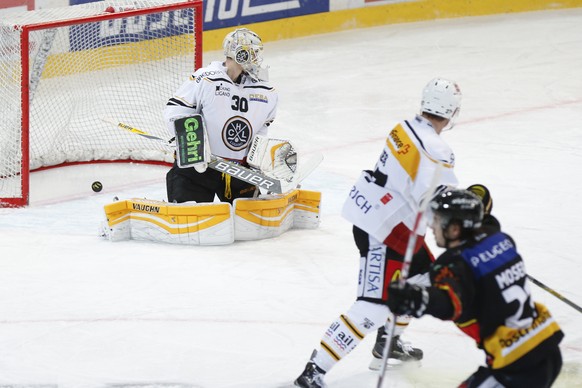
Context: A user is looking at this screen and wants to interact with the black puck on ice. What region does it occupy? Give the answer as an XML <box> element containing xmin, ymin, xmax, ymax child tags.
<box><xmin>91</xmin><ymin>181</ymin><xmax>103</xmax><ymax>192</ymax></box>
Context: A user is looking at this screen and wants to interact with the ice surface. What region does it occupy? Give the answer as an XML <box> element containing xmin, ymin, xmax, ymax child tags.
<box><xmin>1</xmin><ymin>8</ymin><xmax>581</xmax><ymax>388</ymax></box>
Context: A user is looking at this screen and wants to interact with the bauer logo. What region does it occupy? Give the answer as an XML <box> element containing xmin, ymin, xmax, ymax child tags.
<box><xmin>70</xmin><ymin>9</ymin><xmax>193</xmax><ymax>51</ymax></box>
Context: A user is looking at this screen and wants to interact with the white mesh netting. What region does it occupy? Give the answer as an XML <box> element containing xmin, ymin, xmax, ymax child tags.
<box><xmin>0</xmin><ymin>0</ymin><xmax>200</xmax><ymax>204</ymax></box>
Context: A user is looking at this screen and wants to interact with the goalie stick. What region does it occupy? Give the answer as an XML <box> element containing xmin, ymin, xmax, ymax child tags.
<box><xmin>101</xmin><ymin>118</ymin><xmax>321</xmax><ymax>194</ymax></box>
<box><xmin>377</xmin><ymin>163</ymin><xmax>444</xmax><ymax>388</ymax></box>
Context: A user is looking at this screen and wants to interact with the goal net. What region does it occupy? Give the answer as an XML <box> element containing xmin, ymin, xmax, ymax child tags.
<box><xmin>0</xmin><ymin>0</ymin><xmax>203</xmax><ymax>207</ymax></box>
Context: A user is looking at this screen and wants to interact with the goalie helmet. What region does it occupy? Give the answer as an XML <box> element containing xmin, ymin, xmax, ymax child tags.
<box><xmin>420</xmin><ymin>78</ymin><xmax>462</xmax><ymax>124</ymax></box>
<box><xmin>223</xmin><ymin>28</ymin><xmax>265</xmax><ymax>80</ymax></box>
<box><xmin>428</xmin><ymin>189</ymin><xmax>484</xmax><ymax>231</ymax></box>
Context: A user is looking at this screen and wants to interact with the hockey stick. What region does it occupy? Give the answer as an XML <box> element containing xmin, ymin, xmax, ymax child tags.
<box><xmin>527</xmin><ymin>274</ymin><xmax>582</xmax><ymax>313</ymax></box>
<box><xmin>105</xmin><ymin>119</ymin><xmax>174</xmax><ymax>143</ymax></box>
<box><xmin>377</xmin><ymin>163</ymin><xmax>444</xmax><ymax>388</ymax></box>
<box><xmin>101</xmin><ymin>118</ymin><xmax>293</xmax><ymax>193</ymax></box>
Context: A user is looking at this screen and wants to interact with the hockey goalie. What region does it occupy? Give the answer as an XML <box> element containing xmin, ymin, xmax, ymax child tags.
<box><xmin>101</xmin><ymin>134</ymin><xmax>323</xmax><ymax>245</ymax></box>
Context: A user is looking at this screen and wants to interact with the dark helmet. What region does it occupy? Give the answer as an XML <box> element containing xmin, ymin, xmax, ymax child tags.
<box><xmin>429</xmin><ymin>188</ymin><xmax>484</xmax><ymax>230</ymax></box>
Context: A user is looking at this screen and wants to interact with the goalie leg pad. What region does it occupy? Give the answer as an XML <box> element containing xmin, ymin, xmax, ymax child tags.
<box><xmin>233</xmin><ymin>189</ymin><xmax>321</xmax><ymax>240</ymax></box>
<box><xmin>101</xmin><ymin>191</ymin><xmax>320</xmax><ymax>244</ymax></box>
<box><xmin>293</xmin><ymin>190</ymin><xmax>321</xmax><ymax>229</ymax></box>
<box><xmin>102</xmin><ymin>198</ymin><xmax>234</xmax><ymax>245</ymax></box>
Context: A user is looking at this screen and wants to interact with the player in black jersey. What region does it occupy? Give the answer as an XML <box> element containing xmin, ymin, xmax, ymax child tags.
<box><xmin>386</xmin><ymin>188</ymin><xmax>563</xmax><ymax>387</ymax></box>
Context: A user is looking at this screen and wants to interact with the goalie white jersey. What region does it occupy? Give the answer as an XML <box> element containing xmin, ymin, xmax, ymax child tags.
<box><xmin>164</xmin><ymin>61</ymin><xmax>278</xmax><ymax>161</ymax></box>
<box><xmin>342</xmin><ymin>115</ymin><xmax>458</xmax><ymax>252</ymax></box>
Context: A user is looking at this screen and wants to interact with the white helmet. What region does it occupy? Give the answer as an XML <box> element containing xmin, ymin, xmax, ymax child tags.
<box><xmin>223</xmin><ymin>28</ymin><xmax>265</xmax><ymax>80</ymax></box>
<box><xmin>420</xmin><ymin>78</ymin><xmax>462</xmax><ymax>124</ymax></box>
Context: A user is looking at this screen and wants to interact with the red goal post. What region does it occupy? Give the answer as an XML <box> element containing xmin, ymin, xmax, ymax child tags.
<box><xmin>0</xmin><ymin>0</ymin><xmax>203</xmax><ymax>207</ymax></box>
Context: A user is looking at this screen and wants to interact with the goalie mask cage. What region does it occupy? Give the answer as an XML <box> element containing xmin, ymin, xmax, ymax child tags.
<box><xmin>0</xmin><ymin>0</ymin><xmax>203</xmax><ymax>207</ymax></box>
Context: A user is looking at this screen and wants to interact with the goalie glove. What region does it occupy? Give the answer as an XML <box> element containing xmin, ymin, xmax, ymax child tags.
<box><xmin>386</xmin><ymin>282</ymin><xmax>429</xmax><ymax>318</ymax></box>
<box><xmin>247</xmin><ymin>135</ymin><xmax>297</xmax><ymax>181</ymax></box>
<box><xmin>173</xmin><ymin>114</ymin><xmax>212</xmax><ymax>173</ymax></box>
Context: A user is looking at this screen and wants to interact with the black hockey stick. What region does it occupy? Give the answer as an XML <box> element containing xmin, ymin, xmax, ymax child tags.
<box><xmin>101</xmin><ymin>118</ymin><xmax>283</xmax><ymax>193</ymax></box>
<box><xmin>527</xmin><ymin>274</ymin><xmax>582</xmax><ymax>313</ymax></box>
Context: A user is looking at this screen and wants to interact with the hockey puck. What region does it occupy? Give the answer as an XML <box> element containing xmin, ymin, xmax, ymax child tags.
<box><xmin>92</xmin><ymin>181</ymin><xmax>103</xmax><ymax>192</ymax></box>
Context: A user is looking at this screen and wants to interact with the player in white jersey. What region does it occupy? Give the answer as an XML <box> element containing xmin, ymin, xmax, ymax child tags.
<box><xmin>295</xmin><ymin>78</ymin><xmax>462</xmax><ymax>388</ymax></box>
<box><xmin>164</xmin><ymin>28</ymin><xmax>278</xmax><ymax>203</ymax></box>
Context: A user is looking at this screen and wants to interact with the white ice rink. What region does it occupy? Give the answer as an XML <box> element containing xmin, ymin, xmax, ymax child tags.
<box><xmin>1</xmin><ymin>7</ymin><xmax>582</xmax><ymax>388</ymax></box>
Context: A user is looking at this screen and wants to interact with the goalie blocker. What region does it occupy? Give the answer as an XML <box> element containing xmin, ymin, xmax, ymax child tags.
<box><xmin>101</xmin><ymin>189</ymin><xmax>321</xmax><ymax>245</ymax></box>
<box><xmin>174</xmin><ymin>114</ymin><xmax>212</xmax><ymax>173</ymax></box>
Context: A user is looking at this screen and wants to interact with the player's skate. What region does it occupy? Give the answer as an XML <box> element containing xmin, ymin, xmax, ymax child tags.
<box><xmin>294</xmin><ymin>351</ymin><xmax>327</xmax><ymax>388</ymax></box>
<box><xmin>369</xmin><ymin>327</ymin><xmax>423</xmax><ymax>370</ymax></box>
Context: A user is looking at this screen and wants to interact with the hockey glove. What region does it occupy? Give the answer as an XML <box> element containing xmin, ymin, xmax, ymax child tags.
<box><xmin>386</xmin><ymin>282</ymin><xmax>429</xmax><ymax>318</ymax></box>
<box><xmin>247</xmin><ymin>135</ymin><xmax>298</xmax><ymax>181</ymax></box>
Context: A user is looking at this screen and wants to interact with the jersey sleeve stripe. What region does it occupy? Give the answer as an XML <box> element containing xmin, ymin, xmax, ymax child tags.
<box><xmin>167</xmin><ymin>97</ymin><xmax>195</xmax><ymax>109</ymax></box>
<box><xmin>243</xmin><ymin>85</ymin><xmax>275</xmax><ymax>91</ymax></box>
<box><xmin>206</xmin><ymin>77</ymin><xmax>233</xmax><ymax>84</ymax></box>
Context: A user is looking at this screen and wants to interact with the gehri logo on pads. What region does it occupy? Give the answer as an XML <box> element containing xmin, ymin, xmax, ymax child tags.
<box><xmin>175</xmin><ymin>115</ymin><xmax>206</xmax><ymax>168</ymax></box>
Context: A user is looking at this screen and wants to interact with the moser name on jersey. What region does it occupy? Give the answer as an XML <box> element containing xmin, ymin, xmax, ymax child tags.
<box><xmin>495</xmin><ymin>261</ymin><xmax>526</xmax><ymax>289</ymax></box>
<box><xmin>469</xmin><ymin>238</ymin><xmax>514</xmax><ymax>267</ymax></box>
<box><xmin>132</xmin><ymin>203</ymin><xmax>160</xmax><ymax>213</ymax></box>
